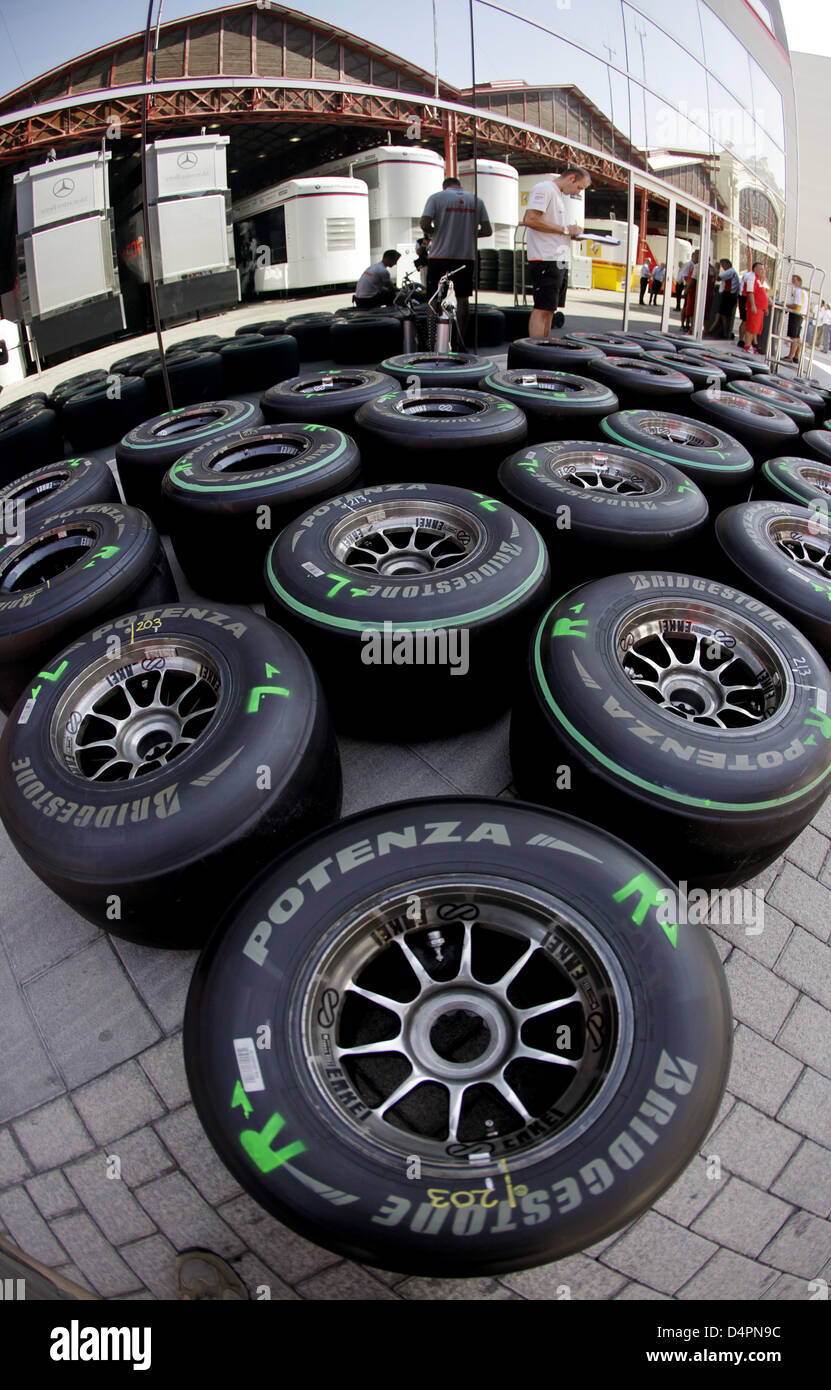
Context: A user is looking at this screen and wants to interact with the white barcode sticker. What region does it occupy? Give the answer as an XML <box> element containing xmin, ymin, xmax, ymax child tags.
<box><xmin>301</xmin><ymin>561</ymin><xmax>325</xmax><ymax>577</ymax></box>
<box><xmin>520</xmin><ymin>375</ymin><xmax>538</xmax><ymax>386</ymax></box>
<box><xmin>233</xmin><ymin>1037</ymin><xmax>265</xmax><ymax>1092</ymax></box>
<box><xmin>17</xmin><ymin>699</ymin><xmax>36</xmax><ymax>726</ymax></box>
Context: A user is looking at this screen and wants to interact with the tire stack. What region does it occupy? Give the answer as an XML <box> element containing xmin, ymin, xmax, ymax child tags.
<box><xmin>477</xmin><ymin>248</ymin><xmax>498</xmax><ymax>293</ymax></box>
<box><xmin>496</xmin><ymin>248</ymin><xmax>514</xmax><ymax>293</ymax></box>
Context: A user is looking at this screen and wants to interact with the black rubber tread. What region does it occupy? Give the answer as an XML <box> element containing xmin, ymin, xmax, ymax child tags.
<box><xmin>216</xmin><ymin>334</ymin><xmax>300</xmax><ymax>393</ymax></box>
<box><xmin>584</xmin><ymin>356</ymin><xmax>695</xmax><ymax>410</ymax></box>
<box><xmin>143</xmin><ymin>352</ymin><xmax>224</xmax><ymax>415</ymax></box>
<box><xmin>482</xmin><ymin>368</ymin><xmax>617</xmax><ymax>443</ymax></box>
<box><xmin>690</xmin><ymin>388</ymin><xmax>800</xmax><ymax>460</ymax></box>
<box><xmin>352</xmin><ymin>386</ymin><xmax>528</xmax><ymax>486</ymax></box>
<box><xmin>329</xmin><ymin>316</ymin><xmax>404</xmax><ymax>365</ymax></box>
<box><xmin>380</xmin><ymin>353</ymin><xmax>494</xmax><ymax>388</ymax></box>
<box><xmin>261</xmin><ymin>369</ymin><xmax>397</xmax><ymax>432</ymax></box>
<box><xmin>59</xmin><ymin>377</ymin><xmax>153</xmax><ymax>450</ymax></box>
<box><xmin>0</xmin><ymin>406</ymin><xmax>64</xmax><ymax>485</ymax></box>
<box><xmin>507</xmin><ymin>338</ymin><xmax>606</xmax><ymax>370</ymax></box>
<box><xmin>0</xmin><ymin>458</ymin><xmax>119</xmax><ymax>535</ymax></box>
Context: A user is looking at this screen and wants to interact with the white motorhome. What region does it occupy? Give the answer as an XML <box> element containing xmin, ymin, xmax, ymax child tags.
<box><xmin>307</xmin><ymin>146</ymin><xmax>444</xmax><ymax>271</ymax></box>
<box><xmin>232</xmin><ymin>177</ymin><xmax>369</xmax><ymax>295</ymax></box>
<box><xmin>459</xmin><ymin>159</ymin><xmax>518</xmax><ymax>250</ymax></box>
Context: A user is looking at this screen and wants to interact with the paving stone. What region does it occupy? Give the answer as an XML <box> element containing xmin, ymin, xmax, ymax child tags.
<box><xmin>219</xmin><ymin>1192</ymin><xmax>339</xmax><ymax>1283</ymax></box>
<box><xmin>772</xmin><ymin>1140</ymin><xmax>831</xmax><ymax>1218</ymax></box>
<box><xmin>0</xmin><ymin>1187</ymin><xmax>68</xmax><ymax>1265</ymax></box>
<box><xmin>154</xmin><ymin>1105</ymin><xmax>242</xmax><ymax>1205</ymax></box>
<box><xmin>0</xmin><ymin>1128</ymin><xmax>32</xmax><ymax>1187</ymax></box>
<box><xmin>710</xmin><ymin>903</ymin><xmax>793</xmax><ymax>968</ymax></box>
<box><xmin>654</xmin><ymin>1154</ymin><xmax>725</xmax><ymax>1226</ymax></box>
<box><xmin>112</xmin><ymin>939</ymin><xmax>198</xmax><ymax>1034</ymax></box>
<box><xmin>779</xmin><ymin>1068</ymin><xmax>831</xmax><ymax>1148</ymax></box>
<box><xmin>112</xmin><ymin>1127</ymin><xmax>176</xmax><ymax>1189</ymax></box>
<box><xmin>727</xmin><ymin>1025</ymin><xmax>803</xmax><ymax>1115</ymax></box>
<box><xmin>743</xmin><ymin>859</ymin><xmax>782</xmax><ymax>897</ymax></box>
<box><xmin>0</xmin><ymin>939</ymin><xmax>64</xmax><ymax>1121</ymax></box>
<box><xmin>759</xmin><ymin>1211</ymin><xmax>831</xmax><ymax>1278</ymax></box>
<box><xmin>677</xmin><ymin>1247</ymin><xmax>779</xmax><ymax>1300</ymax></box>
<box><xmin>72</xmin><ymin>1061</ymin><xmax>165</xmax><ymax>1147</ymax></box>
<box><xmin>296</xmin><ymin>1261</ymin><xmax>402</xmax><ymax>1300</ymax></box>
<box><xmin>776</xmin><ymin>929</ymin><xmax>831</xmax><ymax>1009</ymax></box>
<box><xmin>229</xmin><ymin>1253</ymin><xmax>299</xmax><ymax>1302</ymax></box>
<box><xmin>0</xmin><ymin>831</ymin><xmax>102</xmax><ymax>981</ymax></box>
<box><xmin>691</xmin><ymin>1177</ymin><xmax>792</xmax><ymax>1258</ymax></box>
<box><xmin>134</xmin><ymin>1172</ymin><xmax>242</xmax><ymax>1258</ymax></box>
<box><xmin>408</xmin><ymin>712</ymin><xmax>512</xmax><ymax>796</ymax></box>
<box><xmin>760</xmin><ymin>1273</ymin><xmax>816</xmax><ymax>1300</ymax></box>
<box><xmin>768</xmin><ymin>863</ymin><xmax>831</xmax><ymax>941</ymax></box>
<box><xmin>25</xmin><ymin>1170</ymin><xmax>78</xmax><ymax>1220</ymax></box>
<box><xmin>613</xmin><ymin>1282</ymin><xmax>670</xmax><ymax>1300</ymax></box>
<box><xmin>51</xmin><ymin>1212</ymin><xmax>141</xmax><ymax>1297</ymax></box>
<box><xmin>777</xmin><ymin>996</ymin><xmax>831</xmax><ymax>1078</ymax></box>
<box><xmin>600</xmin><ymin>1213</ymin><xmax>717</xmax><ymax>1295</ymax></box>
<box><xmin>502</xmin><ymin>1253</ymin><xmax>627</xmax><ymax>1300</ymax></box>
<box><xmin>724</xmin><ymin>950</ymin><xmax>798</xmax><ymax>1039</ymax></box>
<box><xmin>784</xmin><ymin>825</ymin><xmax>830</xmax><ymax>876</ymax></box>
<box><xmin>25</xmin><ymin>939</ymin><xmax>160</xmax><ymax>1088</ymax></box>
<box><xmin>397</xmin><ymin>1274</ymin><xmax>522</xmax><ymax>1300</ymax></box>
<box><xmin>137</xmin><ymin>1034</ymin><xmax>189</xmax><ymax>1109</ymax></box>
<box><xmin>12</xmin><ymin>1097</ymin><xmax>94</xmax><ymax>1171</ymax></box>
<box><xmin>705</xmin><ymin>1102</ymin><xmax>801</xmax><ymax>1186</ymax></box>
<box><xmin>65</xmin><ymin>1152</ymin><xmax>157</xmax><ymax>1245</ymax></box>
<box><xmin>811</xmin><ymin>793</ymin><xmax>831</xmax><ymax>839</ymax></box>
<box><xmin>704</xmin><ymin>1088</ymin><xmax>736</xmax><ymax>1142</ymax></box>
<box><xmin>339</xmin><ymin>736</ymin><xmax>462</xmax><ymax>814</ymax></box>
<box><xmin>120</xmin><ymin>1233</ymin><xmax>179</xmax><ymax>1301</ymax></box>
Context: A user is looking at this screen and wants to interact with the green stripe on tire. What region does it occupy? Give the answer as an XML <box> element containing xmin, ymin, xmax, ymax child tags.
<box><xmin>267</xmin><ymin>533</ymin><xmax>547</xmax><ymax>633</ymax></box>
<box><xmin>533</xmin><ymin>610</ymin><xmax>831</xmax><ymax>812</ymax></box>
<box><xmin>126</xmin><ymin>402</ymin><xmax>260</xmax><ymax>449</ymax></box>
<box><xmin>760</xmin><ymin>460</ymin><xmax>814</xmax><ymax>504</ymax></box>
<box><xmin>600</xmin><ymin>418</ymin><xmax>749</xmax><ymax>472</ymax></box>
<box><xmin>169</xmin><ymin>433</ymin><xmax>348</xmax><ymax>493</ymax></box>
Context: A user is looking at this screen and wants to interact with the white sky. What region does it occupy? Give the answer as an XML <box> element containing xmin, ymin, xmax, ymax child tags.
<box><xmin>779</xmin><ymin>0</ymin><xmax>831</xmax><ymax>57</ymax></box>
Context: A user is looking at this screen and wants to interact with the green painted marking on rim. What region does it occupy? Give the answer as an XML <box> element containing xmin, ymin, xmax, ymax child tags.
<box><xmin>169</xmin><ymin>431</ymin><xmax>347</xmax><ymax>493</ymax></box>
<box><xmin>600</xmin><ymin>418</ymin><xmax>751</xmax><ymax>473</ymax></box>
<box><xmin>266</xmin><ymin>532</ymin><xmax>547</xmax><ymax>633</ymax></box>
<box><xmin>532</xmin><ymin>613</ymin><xmax>831</xmax><ymax>811</ymax></box>
<box><xmin>126</xmin><ymin>401</ymin><xmax>259</xmax><ymax>449</ymax></box>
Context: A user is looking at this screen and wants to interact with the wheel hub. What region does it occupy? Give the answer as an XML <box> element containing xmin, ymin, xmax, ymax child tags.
<box><xmin>329</xmin><ymin>500</ymin><xmax>481</xmax><ymax>576</ymax></box>
<box><xmin>411</xmin><ymin>989</ymin><xmax>511</xmax><ymax>1079</ymax></box>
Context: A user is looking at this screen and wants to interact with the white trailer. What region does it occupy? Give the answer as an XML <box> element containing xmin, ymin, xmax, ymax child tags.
<box><xmin>233</xmin><ymin>177</ymin><xmax>369</xmax><ymax>296</ymax></box>
<box><xmin>306</xmin><ymin>146</ymin><xmax>444</xmax><ymax>272</ymax></box>
<box><xmin>459</xmin><ymin>159</ymin><xmax>518</xmax><ymax>250</ymax></box>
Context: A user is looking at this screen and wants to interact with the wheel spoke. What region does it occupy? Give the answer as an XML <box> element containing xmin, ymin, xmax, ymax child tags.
<box><xmin>446</xmin><ymin>1081</ymin><xmax>469</xmax><ymax>1142</ymax></box>
<box><xmin>517</xmin><ymin>989</ymin><xmax>580</xmax><ymax>1020</ymax></box>
<box><xmin>335</xmin><ymin>1037</ymin><xmax>403</xmax><ymax>1059</ymax></box>
<box><xmin>377</xmin><ymin>1068</ymin><xmax>424</xmax><ymax>1115</ymax></box>
<box><xmin>513</xmin><ymin>1042</ymin><xmax>579</xmax><ymax>1068</ymax></box>
<box><xmin>346</xmin><ymin>984</ymin><xmax>410</xmax><ymax>1021</ymax></box>
<box><xmin>491</xmin><ymin>938</ymin><xmax>536</xmax><ymax>993</ymax></box>
<box><xmin>491</xmin><ymin>1075</ymin><xmax>533</xmax><ymax>1123</ymax></box>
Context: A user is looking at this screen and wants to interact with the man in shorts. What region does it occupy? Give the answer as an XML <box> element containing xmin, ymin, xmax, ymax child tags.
<box><xmin>523</xmin><ymin>166</ymin><xmax>592</xmax><ymax>339</ymax></box>
<box><xmin>420</xmin><ymin>178</ymin><xmax>492</xmax><ymax>339</ymax></box>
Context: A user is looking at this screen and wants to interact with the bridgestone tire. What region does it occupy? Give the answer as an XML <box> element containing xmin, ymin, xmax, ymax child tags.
<box><xmin>567</xmin><ymin>333</ymin><xmax>644</xmax><ymax>360</ymax></box>
<box><xmin>727</xmin><ymin>380</ymin><xmax>815</xmax><ymax>429</ymax></box>
<box><xmin>0</xmin><ymin>406</ymin><xmax>64</xmax><ymax>484</ymax></box>
<box><xmin>0</xmin><ymin>608</ymin><xmax>341</xmax><ymax>947</ymax></box>
<box><xmin>599</xmin><ymin>410</ymin><xmax>754</xmax><ymax>507</ymax></box>
<box><xmin>330</xmin><ymin>317</ymin><xmax>404</xmax><ymax>365</ymax></box>
<box><xmin>585</xmin><ymin>357</ymin><xmax>695</xmax><ymax>411</ymax></box>
<box><xmin>217</xmin><ymin>334</ymin><xmax>299</xmax><ymax>392</ymax></box>
<box><xmin>380</xmin><ymin>353</ymin><xmax>494</xmax><ymax>389</ymax></box>
<box><xmin>285</xmin><ymin>319</ymin><xmax>332</xmax><ymax>362</ymax></box>
<box><xmin>143</xmin><ymin>352</ymin><xmax>224</xmax><ymax>414</ymax></box>
<box><xmin>801</xmin><ymin>430</ymin><xmax>831</xmax><ymax>466</ymax></box>
<box><xmin>183</xmin><ymin>797</ymin><xmax>731</xmax><ymax>1276</ymax></box>
<box><xmin>715</xmin><ymin>501</ymin><xmax>831</xmax><ymax>659</ymax></box>
<box><xmin>59</xmin><ymin>377</ymin><xmax>152</xmax><ymax>451</ymax></box>
<box><xmin>112</xmin><ymin>351</ymin><xmax>160</xmax><ymax>378</ymax></box>
<box><xmin>261</xmin><ymin>370</ymin><xmax>397</xmax><ymax>434</ymax></box>
<box><xmin>753</xmin><ymin>376</ymin><xmax>827</xmax><ymax>424</ymax></box>
<box><xmin>498</xmin><ymin>442</ymin><xmax>708</xmax><ymax>578</ymax></box>
<box><xmin>0</xmin><ymin>458</ymin><xmax>119</xmax><ymax>535</ymax></box>
<box><xmin>482</xmin><ymin>369</ymin><xmax>617</xmax><ymax>444</ymax></box>
<box><xmin>0</xmin><ymin>502</ymin><xmax>177</xmax><ymax>713</ymax></box>
<box><xmin>0</xmin><ymin>394</ymin><xmax>48</xmax><ymax>424</ymax></box>
<box><xmin>508</xmin><ymin>338</ymin><xmax>605</xmax><ymax>371</ymax></box>
<box><xmin>353</xmin><ymin>388</ymin><xmax>527</xmax><ymax>487</ymax></box>
<box><xmin>620</xmin><ymin>334</ymin><xmax>679</xmax><ymax>353</ymax></box>
<box><xmin>756</xmin><ymin>456</ymin><xmax>831</xmax><ymax>508</ymax></box>
<box><xmin>235</xmin><ymin>320</ymin><xmax>287</xmax><ymax>337</ymax></box>
<box><xmin>690</xmin><ymin>389</ymin><xmax>800</xmax><ymax>461</ymax></box>
<box><xmin>510</xmin><ymin>573</ymin><xmax>831</xmax><ymax>887</ymax></box>
<box><xmin>116</xmin><ymin>400</ymin><xmax>264</xmax><ymax>526</ymax></box>
<box><xmin>168</xmin><ymin>335</ymin><xmax>223</xmax><ymax>353</ymax></box>
<box><xmin>263</xmin><ymin>482</ymin><xmax>550</xmax><ymax>738</ymax></box>
<box><xmin>501</xmin><ymin>305</ymin><xmax>532</xmax><ymax>340</ymax></box>
<box><xmin>643</xmin><ymin>352</ymin><xmax>726</xmax><ymax>392</ymax></box>
<box><xmin>162</xmin><ymin>424</ymin><xmax>361</xmax><ymax>601</ymax></box>
<box><xmin>677</xmin><ymin>349</ymin><xmax>753</xmax><ymax>383</ymax></box>
<box><xmin>466</xmin><ymin>307</ymin><xmax>505</xmax><ymax>348</ymax></box>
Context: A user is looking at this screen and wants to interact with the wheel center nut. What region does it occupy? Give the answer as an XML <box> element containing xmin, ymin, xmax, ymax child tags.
<box><xmin>409</xmin><ymin>989</ymin><xmax>509</xmax><ymax>1079</ymax></box>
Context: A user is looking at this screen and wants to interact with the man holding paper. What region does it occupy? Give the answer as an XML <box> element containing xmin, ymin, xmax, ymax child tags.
<box><xmin>523</xmin><ymin>166</ymin><xmax>592</xmax><ymax>339</ymax></box>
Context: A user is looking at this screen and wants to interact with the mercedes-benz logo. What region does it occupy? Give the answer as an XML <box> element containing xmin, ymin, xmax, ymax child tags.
<box><xmin>177</xmin><ymin>152</ymin><xmax>198</xmax><ymax>169</ymax></box>
<box><xmin>52</xmin><ymin>177</ymin><xmax>75</xmax><ymax>197</ymax></box>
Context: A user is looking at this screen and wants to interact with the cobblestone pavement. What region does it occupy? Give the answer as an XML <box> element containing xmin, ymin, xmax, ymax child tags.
<box><xmin>0</xmin><ymin>300</ymin><xmax>829</xmax><ymax>1301</ymax></box>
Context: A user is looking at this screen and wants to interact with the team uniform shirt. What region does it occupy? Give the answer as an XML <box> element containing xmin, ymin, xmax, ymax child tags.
<box><xmin>640</xmin><ymin>262</ymin><xmax>651</xmax><ymax>278</ymax></box>
<box><xmin>422</xmin><ymin>188</ymin><xmax>489</xmax><ymax>260</ymax></box>
<box><xmin>786</xmin><ymin>286</ymin><xmax>808</xmax><ymax>314</ymax></box>
<box><xmin>524</xmin><ymin>179</ymin><xmax>573</xmax><ymax>262</ymax></box>
<box><xmin>355</xmin><ymin>262</ymin><xmax>394</xmax><ymax>298</ymax></box>
<box><xmin>740</xmin><ymin>270</ymin><xmax>756</xmax><ymax>296</ymax></box>
<box><xmin>717</xmin><ymin>266</ymin><xmax>740</xmax><ymax>294</ymax></box>
<box><xmin>651</xmin><ymin>266</ymin><xmax>666</xmax><ymax>284</ymax></box>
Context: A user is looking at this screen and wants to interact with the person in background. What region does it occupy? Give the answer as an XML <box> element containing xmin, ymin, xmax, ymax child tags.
<box><xmin>707</xmin><ymin>258</ymin><xmax>740</xmax><ymax>339</ymax></box>
<box><xmin>675</xmin><ymin>261</ymin><xmax>687</xmax><ymax>313</ymax></box>
<box><xmin>785</xmin><ymin>274</ymin><xmax>808</xmax><ymax>363</ymax></box>
<box><xmin>821</xmin><ymin>300</ymin><xmax>831</xmax><ymax>355</ymax></box>
<box><xmin>649</xmin><ymin>263</ymin><xmax>665</xmax><ymax>304</ymax></box>
<box><xmin>681</xmin><ymin>250</ymin><xmax>699</xmax><ymax>331</ymax></box>
<box><xmin>354</xmin><ymin>249</ymin><xmax>400</xmax><ymax>309</ymax></box>
<box><xmin>639</xmin><ymin>259</ymin><xmax>651</xmax><ymax>305</ymax></box>
<box><xmin>741</xmin><ymin>262</ymin><xmax>767</xmax><ymax>354</ymax></box>
<box><xmin>420</xmin><ymin>177</ymin><xmax>492</xmax><ymax>339</ymax></box>
<box><xmin>414</xmin><ymin>235</ymin><xmax>430</xmax><ymax>289</ymax></box>
<box><xmin>522</xmin><ymin>165</ymin><xmax>592</xmax><ymax>340</ymax></box>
